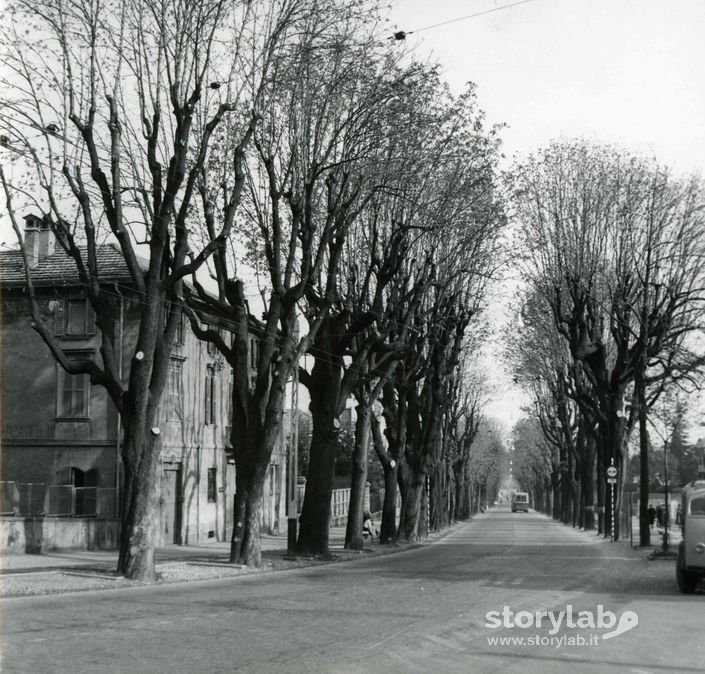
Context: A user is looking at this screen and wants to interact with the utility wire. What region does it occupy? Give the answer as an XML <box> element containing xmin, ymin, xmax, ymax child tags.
<box><xmin>395</xmin><ymin>0</ymin><xmax>539</xmax><ymax>39</ymax></box>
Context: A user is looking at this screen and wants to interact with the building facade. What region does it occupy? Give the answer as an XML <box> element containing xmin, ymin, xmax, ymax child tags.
<box><xmin>0</xmin><ymin>216</ymin><xmax>286</xmax><ymax>552</ymax></box>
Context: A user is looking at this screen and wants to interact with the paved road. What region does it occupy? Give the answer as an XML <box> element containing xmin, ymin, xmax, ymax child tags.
<box><xmin>2</xmin><ymin>506</ymin><xmax>703</xmax><ymax>673</ymax></box>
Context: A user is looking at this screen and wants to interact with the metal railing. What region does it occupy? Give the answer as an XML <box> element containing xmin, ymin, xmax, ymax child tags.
<box><xmin>0</xmin><ymin>482</ymin><xmax>117</xmax><ymax>518</ymax></box>
<box><xmin>293</xmin><ymin>485</ymin><xmax>371</xmax><ymax>522</ymax></box>
<box><xmin>46</xmin><ymin>485</ymin><xmax>73</xmax><ymax>516</ymax></box>
<box><xmin>18</xmin><ymin>483</ymin><xmax>46</xmax><ymax>516</ymax></box>
<box><xmin>331</xmin><ymin>488</ymin><xmax>351</xmax><ymax>520</ymax></box>
<box><xmin>1</xmin><ymin>481</ymin><xmax>18</xmax><ymax>515</ymax></box>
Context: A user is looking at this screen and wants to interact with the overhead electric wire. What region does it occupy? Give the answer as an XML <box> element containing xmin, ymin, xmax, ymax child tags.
<box><xmin>396</xmin><ymin>0</ymin><xmax>539</xmax><ymax>38</ymax></box>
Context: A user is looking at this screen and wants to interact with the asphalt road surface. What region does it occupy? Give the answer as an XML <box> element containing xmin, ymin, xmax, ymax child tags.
<box><xmin>3</xmin><ymin>505</ymin><xmax>703</xmax><ymax>674</ymax></box>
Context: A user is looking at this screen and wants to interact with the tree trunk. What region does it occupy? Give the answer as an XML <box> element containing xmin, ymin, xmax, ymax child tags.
<box><xmin>371</xmin><ymin>412</ymin><xmax>398</xmax><ymax>543</ymax></box>
<box><xmin>581</xmin><ymin>437</ymin><xmax>596</xmax><ymax>530</ymax></box>
<box><xmin>398</xmin><ymin>461</ymin><xmax>424</xmax><ymax>541</ymax></box>
<box><xmin>117</xmin><ymin>422</ymin><xmax>161</xmax><ymax>581</ymax></box>
<box><xmin>230</xmin><ymin>460</ymin><xmax>265</xmax><ymax>566</ymax></box>
<box><xmin>429</xmin><ymin>465</ymin><xmax>443</xmax><ymax>531</ymax></box>
<box><xmin>602</xmin><ymin>411</ymin><xmax>625</xmax><ymax>540</ymax></box>
<box><xmin>551</xmin><ymin>470</ymin><xmax>560</xmax><ymax>520</ymax></box>
<box><xmin>345</xmin><ymin>402</ymin><xmax>371</xmax><ymax>550</ymax></box>
<box><xmin>596</xmin><ymin>460</ymin><xmax>605</xmax><ymax>536</ymax></box>
<box><xmin>637</xmin><ymin>371</ymin><xmax>651</xmax><ymax>546</ymax></box>
<box><xmin>228</xmin><ymin>343</ymin><xmax>291</xmax><ymax>567</ymax></box>
<box><xmin>452</xmin><ymin>461</ymin><xmax>466</xmax><ymax>520</ymax></box>
<box><xmin>380</xmin><ymin>461</ymin><xmax>398</xmax><ymax>543</ymax></box>
<box><xmin>296</xmin><ymin>355</ymin><xmax>342</xmax><ymax>557</ymax></box>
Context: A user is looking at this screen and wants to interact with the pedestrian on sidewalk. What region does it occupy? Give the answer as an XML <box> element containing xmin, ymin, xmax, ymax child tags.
<box><xmin>363</xmin><ymin>512</ymin><xmax>378</xmax><ymax>540</ymax></box>
<box><xmin>647</xmin><ymin>504</ymin><xmax>656</xmax><ymax>528</ymax></box>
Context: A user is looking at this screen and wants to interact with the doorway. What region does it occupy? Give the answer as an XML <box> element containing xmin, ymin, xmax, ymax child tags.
<box><xmin>160</xmin><ymin>464</ymin><xmax>183</xmax><ymax>545</ymax></box>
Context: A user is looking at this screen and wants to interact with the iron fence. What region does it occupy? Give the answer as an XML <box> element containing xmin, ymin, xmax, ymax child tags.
<box><xmin>0</xmin><ymin>483</ymin><xmax>117</xmax><ymax>518</ymax></box>
<box><xmin>0</xmin><ymin>481</ymin><xmax>17</xmax><ymax>515</ymax></box>
<box><xmin>18</xmin><ymin>483</ymin><xmax>46</xmax><ymax>516</ymax></box>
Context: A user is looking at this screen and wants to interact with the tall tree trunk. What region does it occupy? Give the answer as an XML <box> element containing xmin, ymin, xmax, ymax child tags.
<box><xmin>297</xmin><ymin>356</ymin><xmax>342</xmax><ymax>557</ymax></box>
<box><xmin>596</xmin><ymin>460</ymin><xmax>605</xmax><ymax>536</ymax></box>
<box><xmin>429</xmin><ymin>465</ymin><xmax>442</xmax><ymax>530</ymax></box>
<box><xmin>551</xmin><ymin>470</ymin><xmax>560</xmax><ymax>520</ymax></box>
<box><xmin>581</xmin><ymin>436</ymin><xmax>596</xmax><ymax>530</ymax></box>
<box><xmin>117</xmin><ymin>421</ymin><xmax>161</xmax><ymax>581</ymax></box>
<box><xmin>230</xmin><ymin>459</ymin><xmax>265</xmax><ymax>566</ymax></box>
<box><xmin>371</xmin><ymin>412</ymin><xmax>398</xmax><ymax>543</ymax></box>
<box><xmin>602</xmin><ymin>410</ymin><xmax>625</xmax><ymax>540</ymax></box>
<box><xmin>345</xmin><ymin>402</ymin><xmax>371</xmax><ymax>550</ymax></box>
<box><xmin>452</xmin><ymin>461</ymin><xmax>465</xmax><ymax>520</ymax></box>
<box><xmin>398</xmin><ymin>461</ymin><xmax>424</xmax><ymax>541</ymax></box>
<box><xmin>636</xmin><ymin>371</ymin><xmax>651</xmax><ymax>546</ymax></box>
<box><xmin>228</xmin><ymin>339</ymin><xmax>292</xmax><ymax>567</ymax></box>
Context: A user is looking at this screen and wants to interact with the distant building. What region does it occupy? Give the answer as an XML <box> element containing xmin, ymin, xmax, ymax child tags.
<box><xmin>0</xmin><ymin>215</ymin><xmax>285</xmax><ymax>552</ymax></box>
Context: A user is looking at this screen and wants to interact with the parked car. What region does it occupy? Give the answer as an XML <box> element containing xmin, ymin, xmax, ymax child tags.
<box><xmin>676</xmin><ymin>479</ymin><xmax>705</xmax><ymax>594</ymax></box>
<box><xmin>511</xmin><ymin>492</ymin><xmax>530</xmax><ymax>513</ymax></box>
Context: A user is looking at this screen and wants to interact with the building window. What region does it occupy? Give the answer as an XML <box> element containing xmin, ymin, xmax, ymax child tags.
<box><xmin>176</xmin><ymin>314</ymin><xmax>185</xmax><ymax>345</ymax></box>
<box><xmin>205</xmin><ymin>366</ymin><xmax>216</xmax><ymax>425</ymax></box>
<box><xmin>166</xmin><ymin>359</ymin><xmax>183</xmax><ymax>421</ymax></box>
<box><xmin>54</xmin><ymin>299</ymin><xmax>96</xmax><ymax>337</ymax></box>
<box><xmin>207</xmin><ymin>467</ymin><xmax>217</xmax><ymax>503</ymax></box>
<box><xmin>56</xmin><ymin>353</ymin><xmax>91</xmax><ymax>418</ymax></box>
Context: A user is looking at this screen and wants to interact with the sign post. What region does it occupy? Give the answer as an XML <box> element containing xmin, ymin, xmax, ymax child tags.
<box><xmin>607</xmin><ymin>462</ymin><xmax>618</xmax><ymax>543</ymax></box>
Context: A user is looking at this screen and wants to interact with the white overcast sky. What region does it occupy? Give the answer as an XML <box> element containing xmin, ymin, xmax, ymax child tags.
<box><xmin>388</xmin><ymin>0</ymin><xmax>705</xmax><ymax>174</ymax></box>
<box><xmin>386</xmin><ymin>0</ymin><xmax>705</xmax><ymax>431</ymax></box>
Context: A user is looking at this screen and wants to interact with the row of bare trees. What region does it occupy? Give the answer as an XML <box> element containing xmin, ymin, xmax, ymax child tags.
<box><xmin>507</xmin><ymin>141</ymin><xmax>705</xmax><ymax>541</ymax></box>
<box><xmin>2</xmin><ymin>0</ymin><xmax>506</xmax><ymax>578</ymax></box>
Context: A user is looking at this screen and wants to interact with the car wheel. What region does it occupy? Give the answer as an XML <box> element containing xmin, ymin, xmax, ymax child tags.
<box><xmin>677</xmin><ymin>543</ymin><xmax>699</xmax><ymax>594</ymax></box>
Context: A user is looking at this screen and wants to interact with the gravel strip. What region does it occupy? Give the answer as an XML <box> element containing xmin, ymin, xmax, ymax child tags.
<box><xmin>0</xmin><ymin>538</ymin><xmax>433</xmax><ymax>599</ymax></box>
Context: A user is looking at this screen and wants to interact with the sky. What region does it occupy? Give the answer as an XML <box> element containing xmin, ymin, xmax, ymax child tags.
<box><xmin>386</xmin><ymin>0</ymin><xmax>705</xmax><ymax>431</ymax></box>
<box><xmin>387</xmin><ymin>0</ymin><xmax>705</xmax><ymax>174</ymax></box>
<box><xmin>2</xmin><ymin>0</ymin><xmax>704</xmax><ymax>433</ymax></box>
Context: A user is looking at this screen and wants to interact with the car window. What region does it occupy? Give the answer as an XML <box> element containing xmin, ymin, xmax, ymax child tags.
<box><xmin>689</xmin><ymin>496</ymin><xmax>705</xmax><ymax>516</ymax></box>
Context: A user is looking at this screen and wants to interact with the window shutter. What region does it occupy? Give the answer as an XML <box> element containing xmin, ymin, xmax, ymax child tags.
<box><xmin>54</xmin><ymin>301</ymin><xmax>65</xmax><ymax>336</ymax></box>
<box><xmin>86</xmin><ymin>302</ymin><xmax>96</xmax><ymax>335</ymax></box>
<box><xmin>85</xmin><ymin>468</ymin><xmax>99</xmax><ymax>487</ymax></box>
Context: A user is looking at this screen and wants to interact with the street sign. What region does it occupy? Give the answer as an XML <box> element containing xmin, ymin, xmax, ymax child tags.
<box><xmin>607</xmin><ymin>477</ymin><xmax>617</xmax><ymax>484</ymax></box>
<box><xmin>606</xmin><ymin>466</ymin><xmax>618</xmax><ymax>478</ymax></box>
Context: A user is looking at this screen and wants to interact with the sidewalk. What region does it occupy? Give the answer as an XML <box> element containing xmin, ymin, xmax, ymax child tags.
<box><xmin>626</xmin><ymin>521</ymin><xmax>682</xmax><ymax>559</ymax></box>
<box><xmin>1</xmin><ymin>525</ymin><xmax>350</xmax><ymax>574</ymax></box>
<box><xmin>0</xmin><ymin>525</ymin><xmax>397</xmax><ymax>597</ymax></box>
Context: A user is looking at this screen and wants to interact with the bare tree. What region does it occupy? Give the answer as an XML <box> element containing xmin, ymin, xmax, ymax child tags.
<box><xmin>512</xmin><ymin>141</ymin><xmax>705</xmax><ymax>540</ymax></box>
<box><xmin>185</xmin><ymin>1</ymin><xmax>403</xmax><ymax>565</ymax></box>
<box><xmin>0</xmin><ymin>0</ymin><xmax>300</xmax><ymax>579</ymax></box>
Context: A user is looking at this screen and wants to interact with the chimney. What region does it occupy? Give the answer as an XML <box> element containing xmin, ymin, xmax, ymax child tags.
<box><xmin>23</xmin><ymin>214</ymin><xmax>41</xmax><ymax>269</ymax></box>
<box><xmin>38</xmin><ymin>216</ymin><xmax>55</xmax><ymax>258</ymax></box>
<box><xmin>23</xmin><ymin>214</ymin><xmax>55</xmax><ymax>268</ymax></box>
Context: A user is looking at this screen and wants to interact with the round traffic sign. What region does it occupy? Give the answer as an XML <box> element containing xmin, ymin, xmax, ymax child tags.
<box><xmin>606</xmin><ymin>466</ymin><xmax>618</xmax><ymax>478</ymax></box>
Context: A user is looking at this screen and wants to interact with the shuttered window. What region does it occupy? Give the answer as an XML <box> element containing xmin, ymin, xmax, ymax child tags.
<box><xmin>207</xmin><ymin>468</ymin><xmax>217</xmax><ymax>503</ymax></box>
<box><xmin>54</xmin><ymin>299</ymin><xmax>96</xmax><ymax>337</ymax></box>
<box><xmin>205</xmin><ymin>366</ymin><xmax>216</xmax><ymax>425</ymax></box>
<box><xmin>166</xmin><ymin>360</ymin><xmax>183</xmax><ymax>420</ymax></box>
<box><xmin>56</xmin><ymin>353</ymin><xmax>91</xmax><ymax>418</ymax></box>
